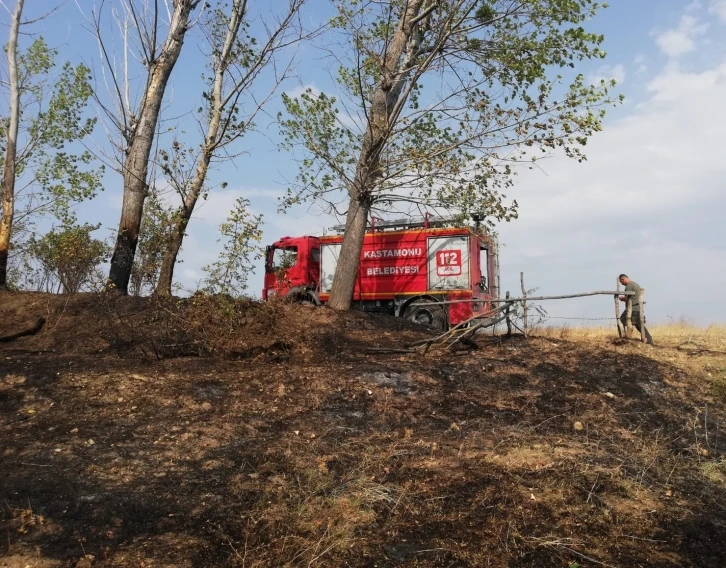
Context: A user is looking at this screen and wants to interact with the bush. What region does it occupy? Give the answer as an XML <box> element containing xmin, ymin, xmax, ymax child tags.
<box><xmin>27</xmin><ymin>223</ymin><xmax>109</xmax><ymax>293</ymax></box>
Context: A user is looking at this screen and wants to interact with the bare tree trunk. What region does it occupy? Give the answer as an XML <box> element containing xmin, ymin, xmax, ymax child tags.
<box><xmin>0</xmin><ymin>0</ymin><xmax>24</xmax><ymax>289</ymax></box>
<box><xmin>155</xmin><ymin>213</ymin><xmax>186</xmax><ymax>296</ymax></box>
<box><xmin>107</xmin><ymin>0</ymin><xmax>200</xmax><ymax>294</ymax></box>
<box><xmin>154</xmin><ymin>144</ymin><xmax>213</xmax><ymax>296</ymax></box>
<box><xmin>327</xmin><ymin>196</ymin><xmax>370</xmax><ymax>309</ymax></box>
<box><xmin>155</xmin><ymin>0</ymin><xmax>246</xmax><ymax>296</ymax></box>
<box><xmin>328</xmin><ymin>0</ymin><xmax>426</xmax><ymax>309</ymax></box>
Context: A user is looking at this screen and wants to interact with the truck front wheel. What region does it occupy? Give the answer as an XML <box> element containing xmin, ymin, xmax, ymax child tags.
<box><xmin>286</xmin><ymin>287</ymin><xmax>321</xmax><ymax>306</ymax></box>
<box><xmin>403</xmin><ymin>298</ymin><xmax>447</xmax><ymax>330</ymax></box>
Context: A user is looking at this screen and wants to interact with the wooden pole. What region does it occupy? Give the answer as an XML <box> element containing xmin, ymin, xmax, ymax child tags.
<box><xmin>639</xmin><ymin>288</ymin><xmax>646</xmax><ymax>343</ymax></box>
<box><xmin>615</xmin><ymin>277</ymin><xmax>623</xmax><ymax>338</ymax></box>
<box><xmin>416</xmin><ymin>290</ymin><xmax>635</xmax><ymax>307</ymax></box>
<box><xmin>625</xmin><ymin>295</ymin><xmax>633</xmax><ymax>338</ymax></box>
<box><xmin>490</xmin><ymin>290</ymin><xmax>636</xmax><ymax>303</ymax></box>
<box><xmin>505</xmin><ymin>291</ymin><xmax>512</xmax><ymax>337</ymax></box>
<box><xmin>520</xmin><ymin>272</ymin><xmax>528</xmax><ymax>338</ymax></box>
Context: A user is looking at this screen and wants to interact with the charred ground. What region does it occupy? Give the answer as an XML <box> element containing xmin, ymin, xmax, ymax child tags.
<box><xmin>1</xmin><ymin>292</ymin><xmax>726</xmax><ymax>567</ymax></box>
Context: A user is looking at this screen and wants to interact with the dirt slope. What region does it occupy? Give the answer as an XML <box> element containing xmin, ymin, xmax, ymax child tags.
<box><xmin>1</xmin><ymin>292</ymin><xmax>726</xmax><ymax>567</ymax></box>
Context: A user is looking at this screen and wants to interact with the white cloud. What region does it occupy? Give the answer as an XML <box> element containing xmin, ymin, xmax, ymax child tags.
<box><xmin>709</xmin><ymin>0</ymin><xmax>726</xmax><ymax>22</ymax></box>
<box><xmin>496</xmin><ymin>52</ymin><xmax>726</xmax><ymax>324</ymax></box>
<box><xmin>653</xmin><ymin>15</ymin><xmax>708</xmax><ymax>58</ymax></box>
<box><xmin>633</xmin><ymin>54</ymin><xmax>648</xmax><ymax>76</ymax></box>
<box><xmin>243</xmin><ymin>187</ymin><xmax>287</xmax><ymax>199</ymax></box>
<box><xmin>283</xmin><ymin>83</ymin><xmax>321</xmax><ymax>100</ymax></box>
<box><xmin>588</xmin><ymin>64</ymin><xmax>626</xmax><ymax>86</ymax></box>
<box><xmin>645</xmin><ymin>61</ymin><xmax>726</xmax><ymax>102</ymax></box>
<box><xmin>190</xmin><ymin>186</ymin><xmax>282</xmax><ymax>227</ymax></box>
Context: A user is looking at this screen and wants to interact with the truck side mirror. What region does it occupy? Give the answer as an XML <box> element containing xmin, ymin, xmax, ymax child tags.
<box><xmin>479</xmin><ymin>275</ymin><xmax>487</xmax><ymax>292</ymax></box>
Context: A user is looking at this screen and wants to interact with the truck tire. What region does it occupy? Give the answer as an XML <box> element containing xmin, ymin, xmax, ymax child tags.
<box><xmin>403</xmin><ymin>298</ymin><xmax>447</xmax><ymax>330</ymax></box>
<box><xmin>286</xmin><ymin>288</ymin><xmax>321</xmax><ymax>306</ymax></box>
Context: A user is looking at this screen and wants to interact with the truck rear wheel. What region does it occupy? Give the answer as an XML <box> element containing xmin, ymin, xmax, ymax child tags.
<box><xmin>403</xmin><ymin>298</ymin><xmax>447</xmax><ymax>331</ymax></box>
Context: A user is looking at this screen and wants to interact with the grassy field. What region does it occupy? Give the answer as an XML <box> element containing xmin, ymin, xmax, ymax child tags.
<box><xmin>534</xmin><ymin>322</ymin><xmax>726</xmax><ymax>347</ymax></box>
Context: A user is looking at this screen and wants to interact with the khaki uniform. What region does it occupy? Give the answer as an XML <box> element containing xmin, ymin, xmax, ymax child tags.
<box><xmin>620</xmin><ymin>280</ymin><xmax>653</xmax><ymax>344</ymax></box>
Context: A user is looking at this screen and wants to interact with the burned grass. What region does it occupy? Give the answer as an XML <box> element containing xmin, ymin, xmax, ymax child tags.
<box><xmin>1</xmin><ymin>293</ymin><xmax>726</xmax><ymax>567</ymax></box>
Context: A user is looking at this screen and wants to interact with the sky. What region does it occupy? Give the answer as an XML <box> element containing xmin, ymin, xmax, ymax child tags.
<box><xmin>2</xmin><ymin>0</ymin><xmax>725</xmax><ymax>326</ymax></box>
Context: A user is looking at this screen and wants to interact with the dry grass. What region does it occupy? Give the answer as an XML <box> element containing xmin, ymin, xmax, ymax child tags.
<box><xmin>222</xmin><ymin>442</ymin><xmax>402</xmax><ymax>567</ymax></box>
<box><xmin>1</xmin><ymin>503</ymin><xmax>46</xmax><ymax>535</ymax></box>
<box><xmin>532</xmin><ymin>321</ymin><xmax>726</xmax><ymax>409</ymax></box>
<box><xmin>531</xmin><ymin>321</ymin><xmax>726</xmax><ymax>349</ymax></box>
<box><xmin>645</xmin><ymin>322</ymin><xmax>726</xmax><ymax>349</ymax></box>
<box><xmin>701</xmin><ymin>459</ymin><xmax>726</xmax><ymax>484</ymax></box>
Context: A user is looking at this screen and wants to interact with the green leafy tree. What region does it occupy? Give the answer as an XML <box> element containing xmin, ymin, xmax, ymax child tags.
<box><xmin>26</xmin><ymin>223</ymin><xmax>110</xmax><ymax>294</ymax></box>
<box><xmin>202</xmin><ymin>197</ymin><xmax>263</xmax><ymax>297</ymax></box>
<box><xmin>280</xmin><ymin>0</ymin><xmax>622</xmax><ymax>309</ymax></box>
<box><xmin>1</xmin><ymin>0</ymin><xmax>102</xmax><ymax>289</ymax></box>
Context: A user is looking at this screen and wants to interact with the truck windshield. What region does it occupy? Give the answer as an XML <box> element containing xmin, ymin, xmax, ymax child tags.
<box><xmin>271</xmin><ymin>246</ymin><xmax>298</xmax><ymax>271</ymax></box>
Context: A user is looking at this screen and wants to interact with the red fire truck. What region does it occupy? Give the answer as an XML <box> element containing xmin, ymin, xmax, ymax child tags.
<box><xmin>262</xmin><ymin>215</ymin><xmax>500</xmax><ymax>329</ymax></box>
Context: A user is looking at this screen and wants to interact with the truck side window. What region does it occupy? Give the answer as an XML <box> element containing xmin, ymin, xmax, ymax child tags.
<box><xmin>272</xmin><ymin>246</ymin><xmax>298</xmax><ymax>270</ymax></box>
<box><xmin>479</xmin><ymin>246</ymin><xmax>488</xmax><ymax>291</ymax></box>
<box><xmin>311</xmin><ymin>248</ymin><xmax>320</xmax><ymax>263</ymax></box>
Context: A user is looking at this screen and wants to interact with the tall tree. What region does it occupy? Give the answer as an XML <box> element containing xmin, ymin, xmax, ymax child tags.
<box><xmin>1</xmin><ymin>0</ymin><xmax>102</xmax><ymax>289</ymax></box>
<box><xmin>280</xmin><ymin>0</ymin><xmax>621</xmax><ymax>309</ymax></box>
<box><xmin>154</xmin><ymin>0</ymin><xmax>307</xmax><ymax>296</ymax></box>
<box><xmin>0</xmin><ymin>0</ymin><xmax>23</xmax><ymax>288</ymax></box>
<box><xmin>88</xmin><ymin>0</ymin><xmax>202</xmax><ymax>294</ymax></box>
<box><xmin>0</xmin><ymin>0</ymin><xmax>24</xmax><ymax>288</ymax></box>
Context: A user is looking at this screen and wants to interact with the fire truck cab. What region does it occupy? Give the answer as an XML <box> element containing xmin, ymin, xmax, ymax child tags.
<box><xmin>263</xmin><ymin>216</ymin><xmax>500</xmax><ymax>329</ymax></box>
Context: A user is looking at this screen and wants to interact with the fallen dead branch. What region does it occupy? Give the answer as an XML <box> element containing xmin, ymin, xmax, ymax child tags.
<box><xmin>364</xmin><ymin>304</ymin><xmax>514</xmax><ymax>355</ymax></box>
<box><xmin>422</xmin><ymin>305</ymin><xmax>512</xmax><ymax>353</ymax></box>
<box><xmin>0</xmin><ymin>317</ymin><xmax>46</xmax><ymax>343</ymax></box>
<box><xmin>365</xmin><ymin>347</ymin><xmax>418</xmax><ymax>354</ymax></box>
